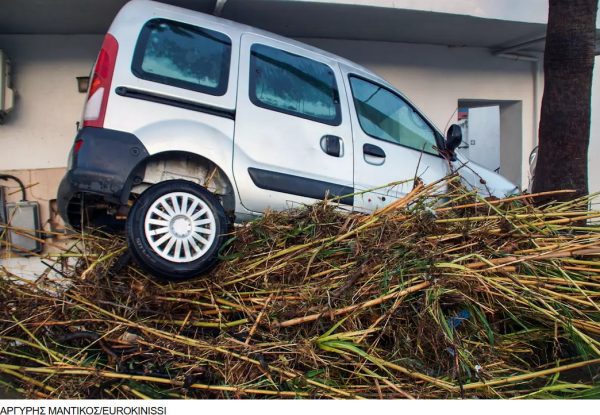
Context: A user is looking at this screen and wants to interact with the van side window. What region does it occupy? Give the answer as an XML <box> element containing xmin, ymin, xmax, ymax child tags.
<box><xmin>132</xmin><ymin>19</ymin><xmax>231</xmax><ymax>96</ymax></box>
<box><xmin>349</xmin><ymin>76</ymin><xmax>438</xmax><ymax>155</ymax></box>
<box><xmin>249</xmin><ymin>44</ymin><xmax>341</xmax><ymax>126</ymax></box>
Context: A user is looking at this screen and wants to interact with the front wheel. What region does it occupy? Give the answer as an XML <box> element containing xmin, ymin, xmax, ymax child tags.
<box><xmin>126</xmin><ymin>180</ymin><xmax>229</xmax><ymax>281</ymax></box>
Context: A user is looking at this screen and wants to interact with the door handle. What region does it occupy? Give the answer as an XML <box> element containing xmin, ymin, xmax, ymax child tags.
<box><xmin>320</xmin><ymin>135</ymin><xmax>343</xmax><ymax>157</ymax></box>
<box><xmin>363</xmin><ymin>143</ymin><xmax>386</xmax><ymax>166</ymax></box>
<box><xmin>363</xmin><ymin>144</ymin><xmax>385</xmax><ymax>158</ymax></box>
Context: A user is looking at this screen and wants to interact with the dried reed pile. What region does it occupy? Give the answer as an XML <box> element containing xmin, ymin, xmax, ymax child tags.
<box><xmin>1</xmin><ymin>177</ymin><xmax>600</xmax><ymax>399</ymax></box>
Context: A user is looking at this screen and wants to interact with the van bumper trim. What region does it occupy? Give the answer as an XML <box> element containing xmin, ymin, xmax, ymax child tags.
<box><xmin>57</xmin><ymin>127</ymin><xmax>149</xmax><ymax>226</ymax></box>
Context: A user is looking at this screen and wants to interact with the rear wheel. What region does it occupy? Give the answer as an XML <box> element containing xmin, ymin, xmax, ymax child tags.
<box><xmin>126</xmin><ymin>180</ymin><xmax>228</xmax><ymax>281</ymax></box>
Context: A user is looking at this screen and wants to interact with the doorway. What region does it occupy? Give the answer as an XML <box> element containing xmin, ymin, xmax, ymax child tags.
<box><xmin>457</xmin><ymin>100</ymin><xmax>523</xmax><ymax>187</ymax></box>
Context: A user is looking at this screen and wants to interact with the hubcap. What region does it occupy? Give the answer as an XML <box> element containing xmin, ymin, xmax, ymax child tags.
<box><xmin>144</xmin><ymin>192</ymin><xmax>217</xmax><ymax>263</ymax></box>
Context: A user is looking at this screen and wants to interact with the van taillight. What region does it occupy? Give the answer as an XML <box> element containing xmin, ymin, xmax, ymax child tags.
<box><xmin>83</xmin><ymin>34</ymin><xmax>118</xmax><ymax>128</ymax></box>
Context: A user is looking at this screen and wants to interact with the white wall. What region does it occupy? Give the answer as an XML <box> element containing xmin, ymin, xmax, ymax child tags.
<box><xmin>0</xmin><ymin>35</ymin><xmax>102</xmax><ymax>170</ymax></box>
<box><xmin>381</xmin><ymin>0</ymin><xmax>550</xmax><ymax>23</ymax></box>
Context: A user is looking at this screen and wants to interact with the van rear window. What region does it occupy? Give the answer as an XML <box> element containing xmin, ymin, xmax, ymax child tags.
<box><xmin>132</xmin><ymin>19</ymin><xmax>231</xmax><ymax>96</ymax></box>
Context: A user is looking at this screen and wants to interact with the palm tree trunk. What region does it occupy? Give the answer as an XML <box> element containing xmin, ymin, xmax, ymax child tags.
<box><xmin>532</xmin><ymin>0</ymin><xmax>598</xmax><ymax>203</ymax></box>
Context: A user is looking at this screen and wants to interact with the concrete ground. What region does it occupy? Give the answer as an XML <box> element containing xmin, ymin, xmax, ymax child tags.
<box><xmin>0</xmin><ymin>255</ymin><xmax>63</xmax><ymax>281</ymax></box>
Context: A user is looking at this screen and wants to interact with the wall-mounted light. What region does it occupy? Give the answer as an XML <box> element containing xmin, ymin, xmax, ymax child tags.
<box><xmin>76</xmin><ymin>76</ymin><xmax>89</xmax><ymax>93</ymax></box>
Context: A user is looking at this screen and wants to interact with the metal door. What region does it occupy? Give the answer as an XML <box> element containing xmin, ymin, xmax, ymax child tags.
<box><xmin>345</xmin><ymin>74</ymin><xmax>449</xmax><ymax>211</ymax></box>
<box><xmin>233</xmin><ymin>34</ymin><xmax>354</xmax><ymax>213</ymax></box>
<box><xmin>466</xmin><ymin>106</ymin><xmax>501</xmax><ymax>173</ymax></box>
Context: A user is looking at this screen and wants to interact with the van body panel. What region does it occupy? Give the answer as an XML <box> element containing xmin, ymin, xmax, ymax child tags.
<box><xmin>113</xmin><ymin>116</ymin><xmax>250</xmax><ymax>217</ymax></box>
<box><xmin>103</xmin><ymin>89</ymin><xmax>237</xmax><ymax>178</ymax></box>
<box><xmin>232</xmin><ymin>33</ymin><xmax>355</xmax><ymax>213</ymax></box>
<box><xmin>340</xmin><ymin>67</ymin><xmax>450</xmax><ymax>210</ymax></box>
<box><xmin>453</xmin><ymin>155</ymin><xmax>520</xmax><ymax>198</ymax></box>
<box><xmin>57</xmin><ymin>127</ymin><xmax>150</xmax><ymax>224</ymax></box>
<box><xmin>104</xmin><ymin>1</ymin><xmax>242</xmax><ymax>120</ymax></box>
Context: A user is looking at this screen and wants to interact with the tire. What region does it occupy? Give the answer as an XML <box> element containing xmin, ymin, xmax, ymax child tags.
<box><xmin>126</xmin><ymin>179</ymin><xmax>229</xmax><ymax>281</ymax></box>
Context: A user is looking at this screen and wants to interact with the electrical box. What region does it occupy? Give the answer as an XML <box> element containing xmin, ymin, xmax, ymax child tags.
<box><xmin>5</xmin><ymin>201</ymin><xmax>43</xmax><ymax>254</ymax></box>
<box><xmin>0</xmin><ymin>50</ymin><xmax>15</xmax><ymax>124</ymax></box>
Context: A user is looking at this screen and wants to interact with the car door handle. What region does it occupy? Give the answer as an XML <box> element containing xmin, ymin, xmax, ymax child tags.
<box><xmin>363</xmin><ymin>143</ymin><xmax>386</xmax><ymax>166</ymax></box>
<box><xmin>320</xmin><ymin>135</ymin><xmax>343</xmax><ymax>157</ymax></box>
<box><xmin>363</xmin><ymin>144</ymin><xmax>385</xmax><ymax>158</ymax></box>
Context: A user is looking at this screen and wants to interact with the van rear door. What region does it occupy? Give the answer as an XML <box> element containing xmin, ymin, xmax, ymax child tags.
<box><xmin>233</xmin><ymin>34</ymin><xmax>354</xmax><ymax>213</ymax></box>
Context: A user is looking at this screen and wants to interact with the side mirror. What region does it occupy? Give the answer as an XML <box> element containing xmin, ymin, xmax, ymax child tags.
<box><xmin>445</xmin><ymin>124</ymin><xmax>463</xmax><ymax>153</ymax></box>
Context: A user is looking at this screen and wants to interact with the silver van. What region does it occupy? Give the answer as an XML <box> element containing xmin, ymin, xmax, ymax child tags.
<box><xmin>57</xmin><ymin>0</ymin><xmax>518</xmax><ymax>280</ymax></box>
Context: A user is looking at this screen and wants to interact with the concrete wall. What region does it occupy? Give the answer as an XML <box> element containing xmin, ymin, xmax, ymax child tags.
<box><xmin>0</xmin><ymin>167</ymin><xmax>67</xmax><ymax>237</ymax></box>
<box><xmin>499</xmin><ymin>102</ymin><xmax>524</xmax><ymax>187</ymax></box>
<box><xmin>0</xmin><ymin>35</ymin><xmax>102</xmax><ymax>170</ymax></box>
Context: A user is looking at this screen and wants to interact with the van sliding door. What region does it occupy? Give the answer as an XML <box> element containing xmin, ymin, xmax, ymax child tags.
<box><xmin>233</xmin><ymin>34</ymin><xmax>355</xmax><ymax>213</ymax></box>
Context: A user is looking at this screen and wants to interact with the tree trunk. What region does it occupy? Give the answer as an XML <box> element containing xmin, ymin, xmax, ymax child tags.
<box><xmin>532</xmin><ymin>0</ymin><xmax>598</xmax><ymax>204</ymax></box>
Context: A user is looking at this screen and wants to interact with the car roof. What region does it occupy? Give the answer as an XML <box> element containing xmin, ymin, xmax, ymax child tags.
<box><xmin>118</xmin><ymin>0</ymin><xmax>383</xmax><ymax>80</ymax></box>
<box><xmin>113</xmin><ymin>0</ymin><xmax>442</xmax><ymax>136</ymax></box>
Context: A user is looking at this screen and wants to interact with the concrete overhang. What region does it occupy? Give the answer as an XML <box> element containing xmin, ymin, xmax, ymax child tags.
<box><xmin>0</xmin><ymin>0</ymin><xmax>599</xmax><ymax>55</ymax></box>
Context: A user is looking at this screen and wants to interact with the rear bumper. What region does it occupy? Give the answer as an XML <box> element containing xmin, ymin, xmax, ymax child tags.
<box><xmin>57</xmin><ymin>127</ymin><xmax>149</xmax><ymax>226</ymax></box>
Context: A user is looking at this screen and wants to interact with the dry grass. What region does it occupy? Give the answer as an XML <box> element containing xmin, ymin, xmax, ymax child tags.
<box><xmin>1</xmin><ymin>176</ymin><xmax>600</xmax><ymax>399</ymax></box>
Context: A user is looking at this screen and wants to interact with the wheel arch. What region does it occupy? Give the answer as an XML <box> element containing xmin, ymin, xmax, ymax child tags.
<box><xmin>126</xmin><ymin>150</ymin><xmax>236</xmax><ymax>218</ymax></box>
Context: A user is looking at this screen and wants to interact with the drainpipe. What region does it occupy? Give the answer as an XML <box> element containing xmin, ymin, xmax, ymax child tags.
<box><xmin>494</xmin><ymin>52</ymin><xmax>542</xmax><ymax>149</ymax></box>
<box><xmin>493</xmin><ymin>45</ymin><xmax>543</xmax><ymax>189</ymax></box>
<box><xmin>493</xmin><ymin>35</ymin><xmax>546</xmax><ymax>146</ymax></box>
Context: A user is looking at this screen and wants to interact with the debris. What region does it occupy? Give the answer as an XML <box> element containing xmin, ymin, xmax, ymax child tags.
<box><xmin>1</xmin><ymin>177</ymin><xmax>600</xmax><ymax>399</ymax></box>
